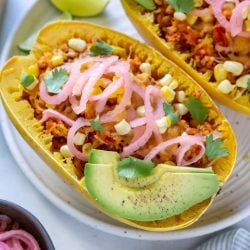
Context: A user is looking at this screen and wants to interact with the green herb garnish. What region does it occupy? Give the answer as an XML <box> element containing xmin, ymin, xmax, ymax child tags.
<box><xmin>205</xmin><ymin>135</ymin><xmax>228</xmax><ymax>160</ymax></box>
<box><xmin>90</xmin><ymin>115</ymin><xmax>105</xmax><ymax>131</ymax></box>
<box><xmin>20</xmin><ymin>73</ymin><xmax>35</xmax><ymax>88</ymax></box>
<box><xmin>184</xmin><ymin>96</ymin><xmax>208</xmax><ymax>124</ymax></box>
<box><xmin>247</xmin><ymin>79</ymin><xmax>250</xmax><ymax>92</ymax></box>
<box><xmin>89</xmin><ymin>41</ymin><xmax>114</xmax><ymax>56</ymax></box>
<box><xmin>44</xmin><ymin>68</ymin><xmax>69</xmax><ymax>94</ymax></box>
<box><xmin>163</xmin><ymin>102</ymin><xmax>179</xmax><ymax>124</ymax></box>
<box><xmin>118</xmin><ymin>156</ymin><xmax>154</xmax><ymax>179</ymax></box>
<box><xmin>135</xmin><ymin>0</ymin><xmax>156</xmax><ymax>10</ymax></box>
<box><xmin>167</xmin><ymin>0</ymin><xmax>194</xmax><ymax>14</ymax></box>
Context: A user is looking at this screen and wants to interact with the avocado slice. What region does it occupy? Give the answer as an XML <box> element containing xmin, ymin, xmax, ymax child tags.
<box><xmin>88</xmin><ymin>149</ymin><xmax>120</xmax><ymax>165</ymax></box>
<box><xmin>84</xmin><ymin>158</ymin><xmax>219</xmax><ymax>221</ymax></box>
<box><xmin>88</xmin><ymin>149</ymin><xmax>214</xmax><ymax>188</ymax></box>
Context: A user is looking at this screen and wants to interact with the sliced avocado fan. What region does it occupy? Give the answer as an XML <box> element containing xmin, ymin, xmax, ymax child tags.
<box><xmin>84</xmin><ymin>149</ymin><xmax>219</xmax><ymax>222</ymax></box>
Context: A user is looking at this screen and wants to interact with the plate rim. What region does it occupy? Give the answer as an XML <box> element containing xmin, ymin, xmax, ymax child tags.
<box><xmin>0</xmin><ymin>0</ymin><xmax>250</xmax><ymax>241</ymax></box>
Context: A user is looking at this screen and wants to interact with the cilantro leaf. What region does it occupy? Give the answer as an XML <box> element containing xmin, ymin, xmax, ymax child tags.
<box><xmin>90</xmin><ymin>115</ymin><xmax>105</xmax><ymax>131</ymax></box>
<box><xmin>163</xmin><ymin>102</ymin><xmax>179</xmax><ymax>124</ymax></box>
<box><xmin>205</xmin><ymin>135</ymin><xmax>228</xmax><ymax>160</ymax></box>
<box><xmin>135</xmin><ymin>0</ymin><xmax>156</xmax><ymax>10</ymax></box>
<box><xmin>20</xmin><ymin>73</ymin><xmax>35</xmax><ymax>88</ymax></box>
<box><xmin>167</xmin><ymin>0</ymin><xmax>194</xmax><ymax>14</ymax></box>
<box><xmin>44</xmin><ymin>68</ymin><xmax>69</xmax><ymax>94</ymax></box>
<box><xmin>163</xmin><ymin>102</ymin><xmax>174</xmax><ymax>114</ymax></box>
<box><xmin>247</xmin><ymin>78</ymin><xmax>250</xmax><ymax>92</ymax></box>
<box><xmin>89</xmin><ymin>41</ymin><xmax>114</xmax><ymax>56</ymax></box>
<box><xmin>184</xmin><ymin>96</ymin><xmax>208</xmax><ymax>124</ymax></box>
<box><xmin>118</xmin><ymin>157</ymin><xmax>154</xmax><ymax>179</ymax></box>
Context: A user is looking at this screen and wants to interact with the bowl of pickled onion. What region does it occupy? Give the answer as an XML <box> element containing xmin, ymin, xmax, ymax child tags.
<box><xmin>0</xmin><ymin>199</ymin><xmax>54</xmax><ymax>250</ymax></box>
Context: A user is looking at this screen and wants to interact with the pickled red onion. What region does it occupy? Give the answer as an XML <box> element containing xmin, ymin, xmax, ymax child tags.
<box><xmin>144</xmin><ymin>134</ymin><xmax>205</xmax><ymax>166</ymax></box>
<box><xmin>100</xmin><ymin>72</ymin><xmax>133</xmax><ymax>123</ymax></box>
<box><xmin>230</xmin><ymin>1</ymin><xmax>250</xmax><ymax>37</ymax></box>
<box><xmin>106</xmin><ymin>61</ymin><xmax>130</xmax><ymax>76</ymax></box>
<box><xmin>0</xmin><ymin>230</ymin><xmax>40</xmax><ymax>250</ymax></box>
<box><xmin>39</xmin><ymin>59</ymin><xmax>87</xmax><ymax>105</ymax></box>
<box><xmin>211</xmin><ymin>0</ymin><xmax>231</xmax><ymax>31</ymax></box>
<box><xmin>40</xmin><ymin>109</ymin><xmax>74</xmax><ymax>126</ymax></box>
<box><xmin>71</xmin><ymin>56</ymin><xmax>119</xmax><ymax>114</ymax></box>
<box><xmin>90</xmin><ymin>77</ymin><xmax>123</xmax><ymax>101</ymax></box>
<box><xmin>121</xmin><ymin>85</ymin><xmax>159</xmax><ymax>157</ymax></box>
<box><xmin>67</xmin><ymin>118</ymin><xmax>90</xmax><ymax>161</ymax></box>
<box><xmin>130</xmin><ymin>117</ymin><xmax>146</xmax><ymax>128</ymax></box>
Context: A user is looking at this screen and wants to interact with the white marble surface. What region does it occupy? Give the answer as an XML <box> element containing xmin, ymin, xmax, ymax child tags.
<box><xmin>0</xmin><ymin>0</ymin><xmax>249</xmax><ymax>249</ymax></box>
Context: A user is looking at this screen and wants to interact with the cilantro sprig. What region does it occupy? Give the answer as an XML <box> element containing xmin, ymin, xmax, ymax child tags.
<box><xmin>168</xmin><ymin>0</ymin><xmax>195</xmax><ymax>14</ymax></box>
<box><xmin>20</xmin><ymin>73</ymin><xmax>35</xmax><ymax>88</ymax></box>
<box><xmin>89</xmin><ymin>41</ymin><xmax>114</xmax><ymax>56</ymax></box>
<box><xmin>118</xmin><ymin>156</ymin><xmax>154</xmax><ymax>179</ymax></box>
<box><xmin>135</xmin><ymin>0</ymin><xmax>156</xmax><ymax>10</ymax></box>
<box><xmin>184</xmin><ymin>96</ymin><xmax>208</xmax><ymax>124</ymax></box>
<box><xmin>205</xmin><ymin>135</ymin><xmax>228</xmax><ymax>160</ymax></box>
<box><xmin>90</xmin><ymin>115</ymin><xmax>105</xmax><ymax>131</ymax></box>
<box><xmin>163</xmin><ymin>102</ymin><xmax>179</xmax><ymax>124</ymax></box>
<box><xmin>44</xmin><ymin>68</ymin><xmax>69</xmax><ymax>94</ymax></box>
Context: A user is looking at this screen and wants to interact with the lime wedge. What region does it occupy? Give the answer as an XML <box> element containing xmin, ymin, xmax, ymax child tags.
<box><xmin>50</xmin><ymin>0</ymin><xmax>109</xmax><ymax>17</ymax></box>
<box><xmin>18</xmin><ymin>12</ymin><xmax>72</xmax><ymax>53</ymax></box>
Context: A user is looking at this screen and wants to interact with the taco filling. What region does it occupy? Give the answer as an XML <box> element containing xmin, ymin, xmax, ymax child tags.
<box><xmin>19</xmin><ymin>37</ymin><xmax>229</xmax><ymax>180</ymax></box>
<box><xmin>133</xmin><ymin>0</ymin><xmax>250</xmax><ymax>108</ymax></box>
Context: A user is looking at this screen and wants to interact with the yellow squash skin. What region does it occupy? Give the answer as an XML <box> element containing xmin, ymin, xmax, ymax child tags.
<box><xmin>121</xmin><ymin>0</ymin><xmax>250</xmax><ymax>115</ymax></box>
<box><xmin>0</xmin><ymin>21</ymin><xmax>237</xmax><ymax>231</ymax></box>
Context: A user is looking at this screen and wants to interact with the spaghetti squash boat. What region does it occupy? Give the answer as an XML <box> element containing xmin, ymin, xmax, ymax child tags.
<box><xmin>122</xmin><ymin>0</ymin><xmax>250</xmax><ymax>114</ymax></box>
<box><xmin>0</xmin><ymin>21</ymin><xmax>236</xmax><ymax>231</ymax></box>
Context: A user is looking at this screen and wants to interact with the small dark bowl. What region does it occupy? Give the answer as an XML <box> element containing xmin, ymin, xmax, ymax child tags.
<box><xmin>0</xmin><ymin>199</ymin><xmax>55</xmax><ymax>250</ymax></box>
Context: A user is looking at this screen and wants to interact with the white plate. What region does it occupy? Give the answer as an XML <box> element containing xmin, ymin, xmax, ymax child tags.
<box><xmin>1</xmin><ymin>0</ymin><xmax>250</xmax><ymax>241</ymax></box>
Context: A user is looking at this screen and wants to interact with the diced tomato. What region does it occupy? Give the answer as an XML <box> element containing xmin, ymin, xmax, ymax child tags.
<box><xmin>213</xmin><ymin>26</ymin><xmax>229</xmax><ymax>47</ymax></box>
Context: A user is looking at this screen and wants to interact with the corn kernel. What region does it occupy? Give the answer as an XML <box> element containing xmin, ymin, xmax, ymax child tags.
<box><xmin>28</xmin><ymin>64</ymin><xmax>39</xmax><ymax>77</ymax></box>
<box><xmin>156</xmin><ymin>116</ymin><xmax>171</xmax><ymax>134</ymax></box>
<box><xmin>82</xmin><ymin>143</ymin><xmax>92</xmax><ymax>155</ymax></box>
<box><xmin>51</xmin><ymin>55</ymin><xmax>64</xmax><ymax>67</ymax></box>
<box><xmin>139</xmin><ymin>62</ymin><xmax>151</xmax><ymax>75</ymax></box>
<box><xmin>214</xmin><ymin>64</ymin><xmax>227</xmax><ymax>82</ymax></box>
<box><xmin>60</xmin><ymin>145</ymin><xmax>73</xmax><ymax>158</ymax></box>
<box><xmin>236</xmin><ymin>74</ymin><xmax>250</xmax><ymax>88</ymax></box>
<box><xmin>46</xmin><ymin>103</ymin><xmax>56</xmax><ymax>109</ymax></box>
<box><xmin>174</xmin><ymin>12</ymin><xmax>187</xmax><ymax>21</ymax></box>
<box><xmin>136</xmin><ymin>105</ymin><xmax>145</xmax><ymax>117</ymax></box>
<box><xmin>169</xmin><ymin>80</ymin><xmax>178</xmax><ymax>90</ymax></box>
<box><xmin>187</xmin><ymin>14</ymin><xmax>198</xmax><ymax>25</ymax></box>
<box><xmin>174</xmin><ymin>103</ymin><xmax>189</xmax><ymax>116</ymax></box>
<box><xmin>217</xmin><ymin>80</ymin><xmax>235</xmax><ymax>94</ymax></box>
<box><xmin>112</xmin><ymin>46</ymin><xmax>126</xmax><ymax>57</ymax></box>
<box><xmin>73</xmin><ymin>132</ymin><xmax>86</xmax><ymax>146</ymax></box>
<box><xmin>109</xmin><ymin>87</ymin><xmax>124</xmax><ymax>98</ymax></box>
<box><xmin>161</xmin><ymin>86</ymin><xmax>176</xmax><ymax>103</ymax></box>
<box><xmin>244</xmin><ymin>20</ymin><xmax>250</xmax><ymax>32</ymax></box>
<box><xmin>114</xmin><ymin>119</ymin><xmax>131</xmax><ymax>135</ymax></box>
<box><xmin>176</xmin><ymin>90</ymin><xmax>186</xmax><ymax>103</ymax></box>
<box><xmin>201</xmin><ymin>15</ymin><xmax>214</xmax><ymax>23</ymax></box>
<box><xmin>165</xmin><ymin>116</ymin><xmax>172</xmax><ymax>127</ymax></box>
<box><xmin>159</xmin><ymin>74</ymin><xmax>172</xmax><ymax>86</ymax></box>
<box><xmin>68</xmin><ymin>38</ymin><xmax>86</xmax><ymax>52</ymax></box>
<box><xmin>223</xmin><ymin>61</ymin><xmax>244</xmax><ymax>76</ymax></box>
<box><xmin>91</xmin><ymin>86</ymin><xmax>102</xmax><ymax>95</ymax></box>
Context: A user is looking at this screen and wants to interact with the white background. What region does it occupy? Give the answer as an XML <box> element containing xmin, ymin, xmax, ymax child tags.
<box><xmin>0</xmin><ymin>0</ymin><xmax>250</xmax><ymax>249</ymax></box>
